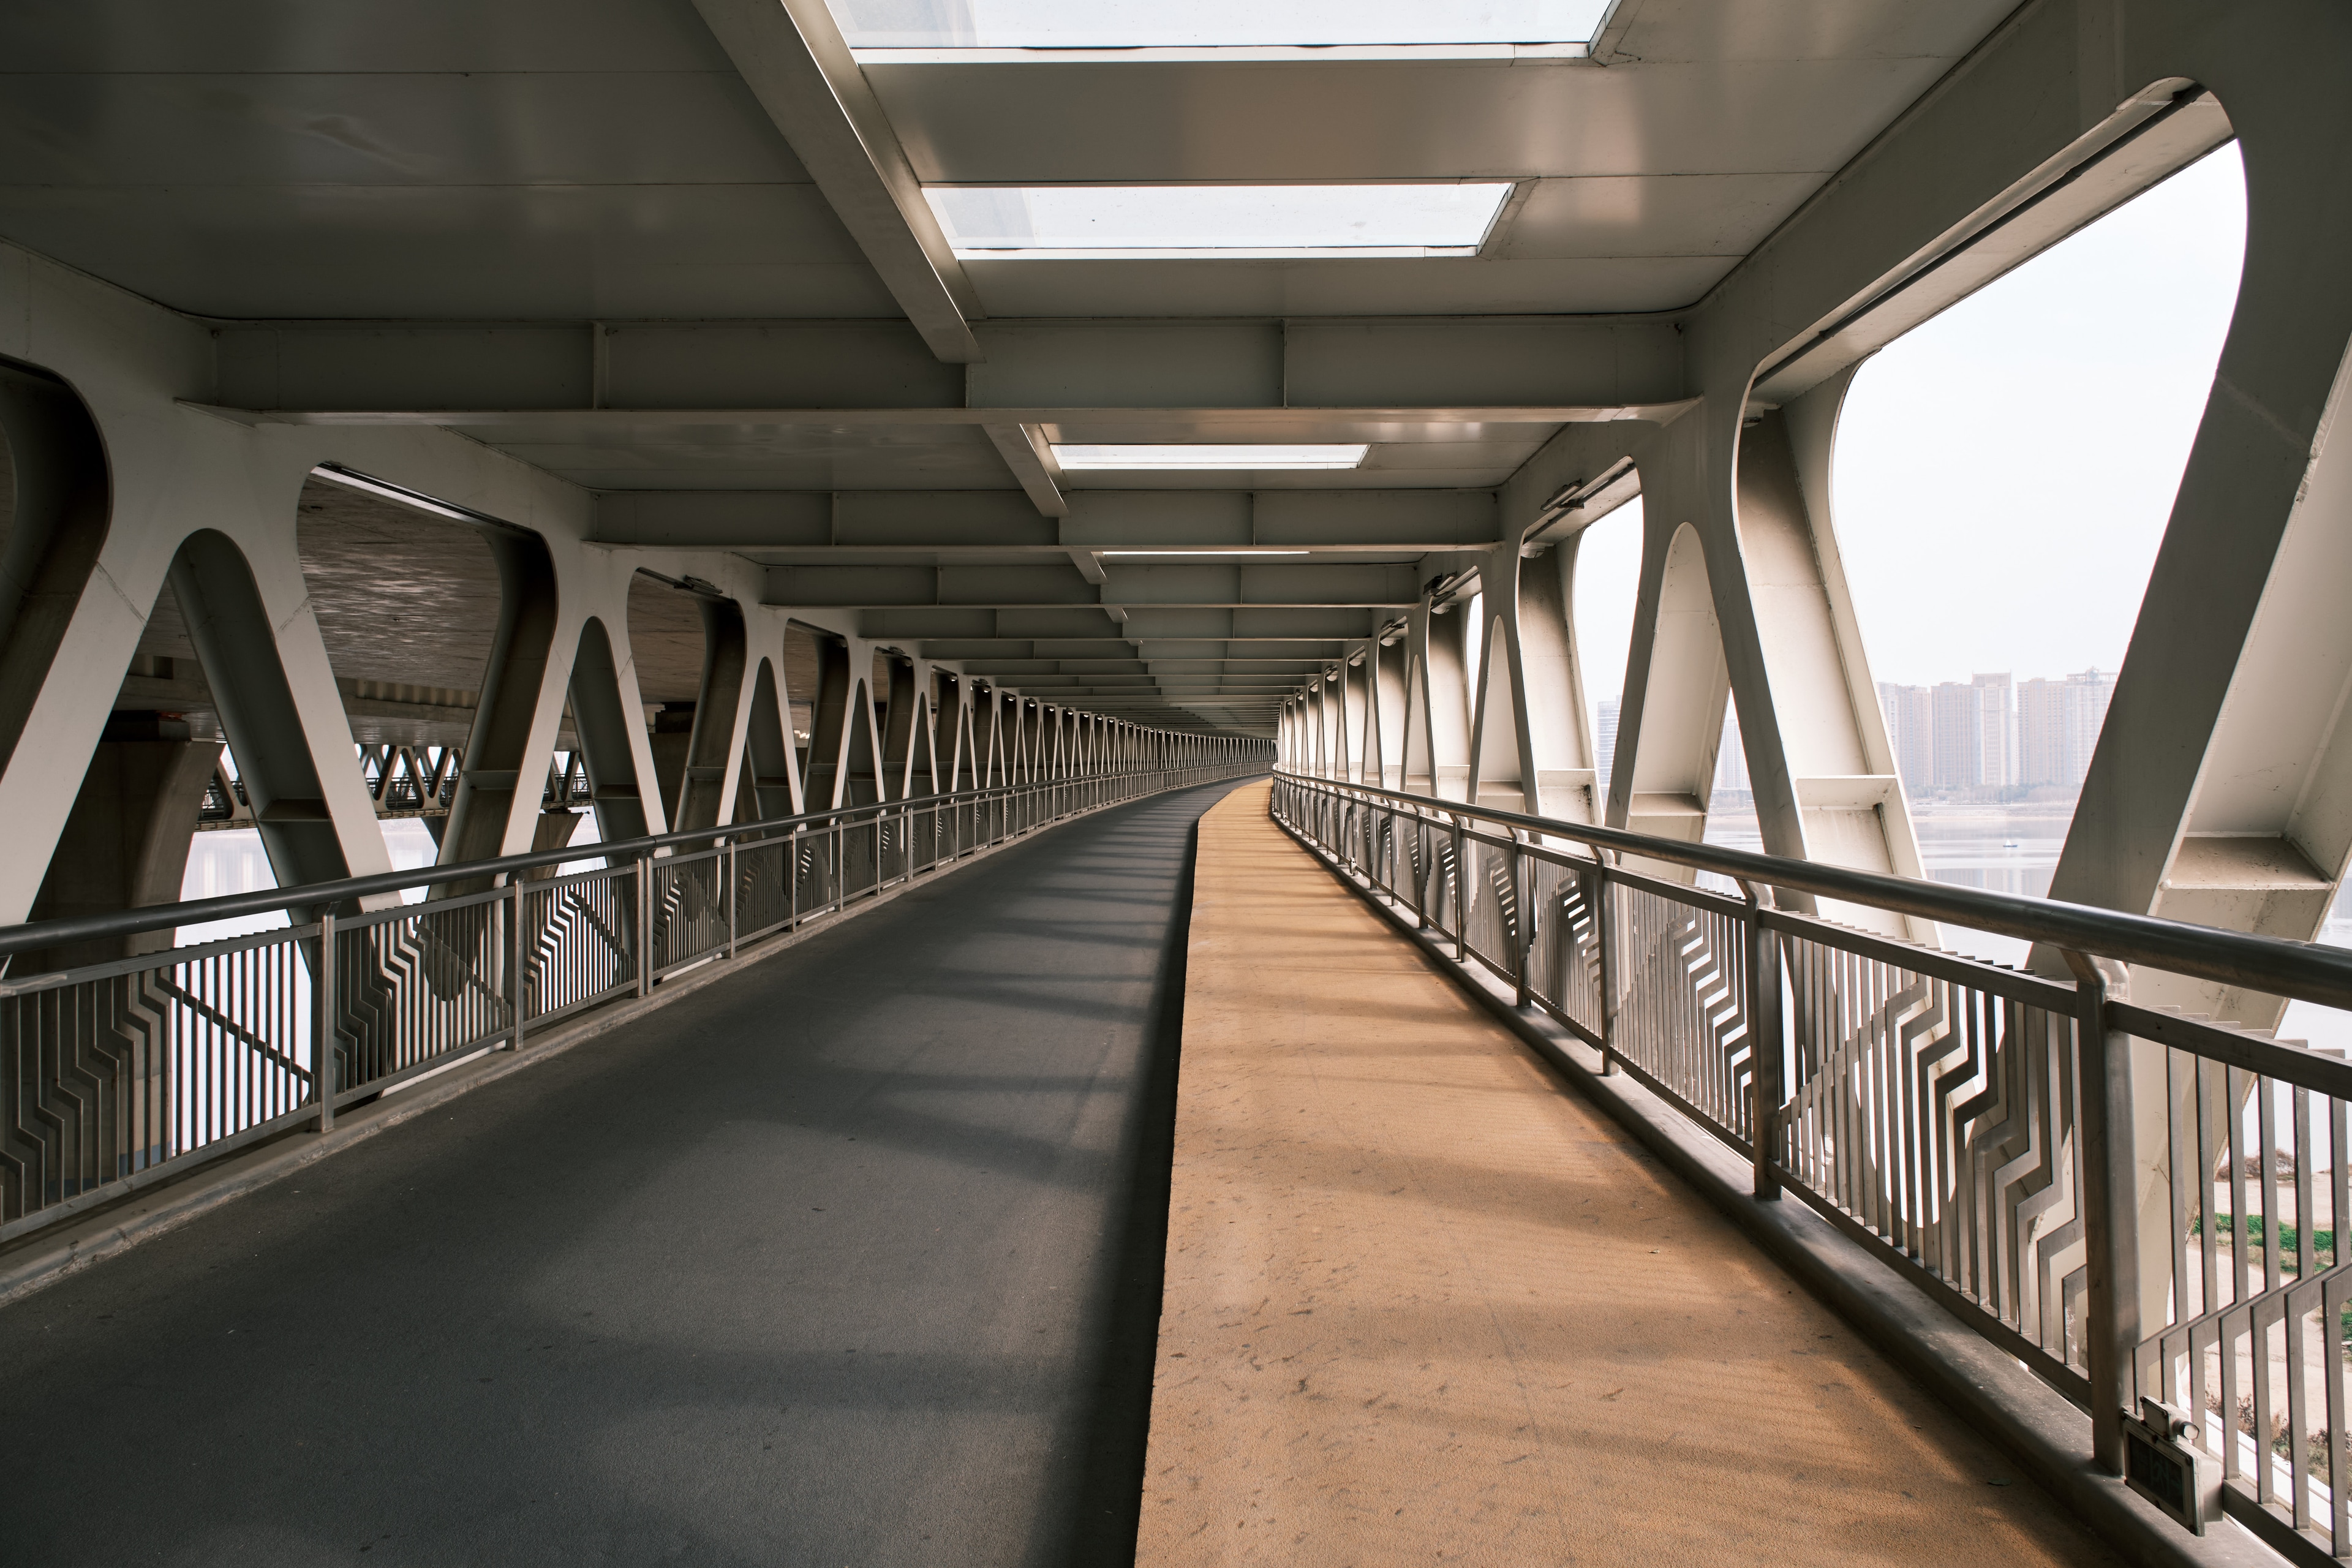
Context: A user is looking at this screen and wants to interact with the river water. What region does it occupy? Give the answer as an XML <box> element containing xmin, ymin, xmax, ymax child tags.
<box><xmin>1705</xmin><ymin>801</ymin><xmax>2352</xmax><ymax>1058</ymax></box>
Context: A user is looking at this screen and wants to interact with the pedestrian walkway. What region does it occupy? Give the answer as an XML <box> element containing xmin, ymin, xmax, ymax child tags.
<box><xmin>1137</xmin><ymin>780</ymin><xmax>2121</xmax><ymax>1566</ymax></box>
<box><xmin>0</xmin><ymin>780</ymin><xmax>1248</xmax><ymax>1568</ymax></box>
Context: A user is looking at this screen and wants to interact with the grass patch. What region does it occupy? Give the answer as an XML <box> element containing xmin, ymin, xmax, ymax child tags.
<box><xmin>2191</xmin><ymin>1212</ymin><xmax>2334</xmax><ymax>1263</ymax></box>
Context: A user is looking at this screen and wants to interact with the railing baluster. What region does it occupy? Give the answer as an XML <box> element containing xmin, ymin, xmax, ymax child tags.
<box><xmin>2062</xmin><ymin>949</ymin><xmax>2137</xmax><ymax>1478</ymax></box>
<box><xmin>314</xmin><ymin>911</ymin><xmax>336</xmax><ymax>1133</ymax></box>
<box><xmin>1595</xmin><ymin>864</ymin><xmax>1620</xmax><ymax>1077</ymax></box>
<box><xmin>635</xmin><ymin>856</ymin><xmax>652</xmax><ymax>997</ymax></box>
<box><xmin>505</xmin><ymin>876</ymin><xmax>525</xmax><ymax>1051</ymax></box>
<box><xmin>1746</xmin><ymin>885</ymin><xmax>1779</xmax><ymax>1200</ymax></box>
<box><xmin>0</xmin><ymin>759</ymin><xmax>1277</xmax><ymax>1242</ymax></box>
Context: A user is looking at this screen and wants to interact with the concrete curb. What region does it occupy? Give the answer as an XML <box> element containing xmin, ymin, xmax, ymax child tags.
<box><xmin>1274</xmin><ymin>815</ymin><xmax>2281</xmax><ymax>1568</ymax></box>
<box><xmin>0</xmin><ymin>787</ymin><xmax>1230</xmax><ymax>1309</ymax></box>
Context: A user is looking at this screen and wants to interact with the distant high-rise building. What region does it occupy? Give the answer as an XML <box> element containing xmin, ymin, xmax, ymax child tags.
<box><xmin>1879</xmin><ymin>681</ymin><xmax>1933</xmax><ymax>791</ymax></box>
<box><xmin>1714</xmin><ymin>703</ymin><xmax>1748</xmax><ymax>796</ymax></box>
<box><xmin>2017</xmin><ymin>669</ymin><xmax>2115</xmax><ymax>789</ymax></box>
<box><xmin>1596</xmin><ymin>698</ymin><xmax>1621</xmax><ymax>796</ymax></box>
<box><xmin>2018</xmin><ymin>678</ymin><xmax>2063</xmax><ymax>786</ymax></box>
<box><xmin>1972</xmin><ymin>673</ymin><xmax>2013</xmax><ymax>786</ymax></box>
<box><xmin>1910</xmin><ymin>674</ymin><xmax>2013</xmax><ymax>789</ymax></box>
<box><xmin>1784</xmin><ymin>670</ymin><xmax>2094</xmax><ymax>797</ymax></box>
<box><xmin>2063</xmin><ymin>669</ymin><xmax>2115</xmax><ymax>785</ymax></box>
<box><xmin>1930</xmin><ymin>682</ymin><xmax>1982</xmax><ymax>787</ymax></box>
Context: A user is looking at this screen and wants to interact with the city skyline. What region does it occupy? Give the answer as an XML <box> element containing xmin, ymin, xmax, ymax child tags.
<box><xmin>1572</xmin><ymin>148</ymin><xmax>2240</xmax><ymax>791</ymax></box>
<box><xmin>1594</xmin><ymin>666</ymin><xmax>2115</xmax><ymax>802</ymax></box>
<box><xmin>1879</xmin><ymin>667</ymin><xmax>2115</xmax><ymax>794</ymax></box>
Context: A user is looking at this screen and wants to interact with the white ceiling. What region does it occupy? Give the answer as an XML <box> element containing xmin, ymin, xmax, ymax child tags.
<box><xmin>0</xmin><ymin>0</ymin><xmax>2024</xmax><ymax>726</ymax></box>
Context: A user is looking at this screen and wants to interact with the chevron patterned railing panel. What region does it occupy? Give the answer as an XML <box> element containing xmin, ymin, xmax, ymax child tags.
<box><xmin>0</xmin><ymin>760</ymin><xmax>1262</xmax><ymax>1248</ymax></box>
<box><xmin>1272</xmin><ymin>770</ymin><xmax>2352</xmax><ymax>1563</ymax></box>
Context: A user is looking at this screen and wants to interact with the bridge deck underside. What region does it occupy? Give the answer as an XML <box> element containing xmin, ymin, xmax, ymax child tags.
<box><xmin>1141</xmin><ymin>782</ymin><xmax>2120</xmax><ymax>1564</ymax></box>
<box><xmin>0</xmin><ymin>780</ymin><xmax>1250</xmax><ymax>1566</ymax></box>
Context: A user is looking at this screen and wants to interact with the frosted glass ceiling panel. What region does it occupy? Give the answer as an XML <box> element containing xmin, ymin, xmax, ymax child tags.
<box><xmin>1053</xmin><ymin>444</ymin><xmax>1370</xmax><ymax>470</ymax></box>
<box><xmin>827</xmin><ymin>1</ymin><xmax>1612</xmax><ymax>49</ymax></box>
<box><xmin>927</xmin><ymin>184</ymin><xmax>1514</xmax><ymax>258</ymax></box>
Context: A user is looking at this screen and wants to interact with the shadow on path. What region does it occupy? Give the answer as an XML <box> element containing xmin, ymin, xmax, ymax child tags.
<box><xmin>0</xmin><ymin>780</ymin><xmax>1247</xmax><ymax>1568</ymax></box>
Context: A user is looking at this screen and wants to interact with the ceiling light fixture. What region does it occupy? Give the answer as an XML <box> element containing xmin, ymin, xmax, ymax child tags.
<box><xmin>929</xmin><ymin>186</ymin><xmax>1512</xmax><ymax>259</ymax></box>
<box><xmin>1099</xmin><ymin>549</ymin><xmax>1311</xmax><ymax>557</ymax></box>
<box><xmin>1051</xmin><ymin>444</ymin><xmax>1370</xmax><ymax>470</ymax></box>
<box><xmin>827</xmin><ymin>0</ymin><xmax>1611</xmax><ymax>53</ymax></box>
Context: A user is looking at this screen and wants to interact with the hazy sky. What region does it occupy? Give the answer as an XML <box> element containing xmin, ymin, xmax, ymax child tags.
<box><xmin>1572</xmin><ymin>143</ymin><xmax>2247</xmax><ymax>745</ymax></box>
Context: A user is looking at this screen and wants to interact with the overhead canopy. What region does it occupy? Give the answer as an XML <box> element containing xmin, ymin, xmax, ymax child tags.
<box><xmin>0</xmin><ymin>0</ymin><xmax>2029</xmax><ymax>729</ymax></box>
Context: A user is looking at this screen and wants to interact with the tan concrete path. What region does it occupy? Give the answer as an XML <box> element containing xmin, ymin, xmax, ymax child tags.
<box><xmin>1137</xmin><ymin>782</ymin><xmax>2121</xmax><ymax>1566</ymax></box>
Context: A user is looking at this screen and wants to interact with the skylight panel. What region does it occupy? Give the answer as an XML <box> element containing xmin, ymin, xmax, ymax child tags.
<box><xmin>929</xmin><ymin>185</ymin><xmax>1512</xmax><ymax>259</ymax></box>
<box><xmin>1051</xmin><ymin>445</ymin><xmax>1370</xmax><ymax>470</ymax></box>
<box><xmin>827</xmin><ymin>1</ymin><xmax>1611</xmax><ymax>52</ymax></box>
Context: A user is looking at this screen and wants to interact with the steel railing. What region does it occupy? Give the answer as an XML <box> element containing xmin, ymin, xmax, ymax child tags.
<box><xmin>0</xmin><ymin>761</ymin><xmax>1262</xmax><ymax>1250</ymax></box>
<box><xmin>1272</xmin><ymin>769</ymin><xmax>2352</xmax><ymax>1566</ymax></box>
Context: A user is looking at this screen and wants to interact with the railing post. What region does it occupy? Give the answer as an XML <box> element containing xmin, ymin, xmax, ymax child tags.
<box><xmin>724</xmin><ymin>839</ymin><xmax>737</xmax><ymax>959</ymax></box>
<box><xmin>508</xmin><ymin>875</ymin><xmax>526</xmax><ymax>1051</ymax></box>
<box><xmin>1594</xmin><ymin>860</ymin><xmax>1621</xmax><ymax>1076</ymax></box>
<box><xmin>1512</xmin><ymin>834</ymin><xmax>1531</xmax><ymax>1008</ymax></box>
<box><xmin>635</xmin><ymin>854</ymin><xmax>653</xmax><ymax>995</ymax></box>
<box><xmin>1451</xmin><ymin>815</ymin><xmax>1468</xmax><ymax>962</ymax></box>
<box><xmin>790</xmin><ymin>827</ymin><xmax>800</xmax><ymax>928</ymax></box>
<box><xmin>314</xmin><ymin>909</ymin><xmax>337</xmax><ymax>1133</ymax></box>
<box><xmin>2063</xmin><ymin>949</ymin><xmax>2138</xmax><ymax>1476</ymax></box>
<box><xmin>1415</xmin><ymin>817</ymin><xmax>1431</xmax><ymax>931</ymax></box>
<box><xmin>1743</xmin><ymin>881</ymin><xmax>1781</xmax><ymax>1199</ymax></box>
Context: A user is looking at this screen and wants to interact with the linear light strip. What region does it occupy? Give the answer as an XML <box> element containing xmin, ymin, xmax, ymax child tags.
<box><xmin>953</xmin><ymin>246</ymin><xmax>1479</xmax><ymax>261</ymax></box>
<box><xmin>926</xmin><ymin>184</ymin><xmax>1513</xmax><ymax>257</ymax></box>
<box><xmin>854</xmin><ymin>43</ymin><xmax>1589</xmax><ymax>64</ymax></box>
<box><xmin>1052</xmin><ymin>444</ymin><xmax>1370</xmax><ymax>470</ymax></box>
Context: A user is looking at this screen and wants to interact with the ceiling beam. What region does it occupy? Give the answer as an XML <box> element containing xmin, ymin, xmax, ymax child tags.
<box><xmin>763</xmin><ymin>561</ymin><xmax>1419</xmax><ymax>608</ymax></box>
<box><xmin>598</xmin><ymin>488</ymin><xmax>1499</xmax><ymax>553</ymax></box>
<box><xmin>205</xmin><ymin>317</ymin><xmax>1687</xmax><ymax>413</ymax></box>
<box><xmin>225</xmin><ymin>404</ymin><xmax>1659</xmax><ymax>431</ymax></box>
<box><xmin>981</xmin><ymin>423</ymin><xmax>1068</xmax><ymax>518</ymax></box>
<box><xmin>859</xmin><ymin>606</ymin><xmax>1384</xmax><ymax>640</ymax></box>
<box><xmin>689</xmin><ymin>0</ymin><xmax>983</xmax><ymax>363</ymax></box>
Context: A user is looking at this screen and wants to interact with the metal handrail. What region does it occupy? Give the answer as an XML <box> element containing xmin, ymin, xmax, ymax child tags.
<box><xmin>1278</xmin><ymin>769</ymin><xmax>2352</xmax><ymax>1012</ymax></box>
<box><xmin>1272</xmin><ymin>768</ymin><xmax>2352</xmax><ymax>1561</ymax></box>
<box><xmin>0</xmin><ymin>767</ymin><xmax>1237</xmax><ymax>958</ymax></box>
<box><xmin>0</xmin><ymin>758</ymin><xmax>1265</xmax><ymax>1253</ymax></box>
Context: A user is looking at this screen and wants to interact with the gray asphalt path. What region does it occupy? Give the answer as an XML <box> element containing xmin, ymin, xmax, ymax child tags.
<box><xmin>0</xmin><ymin>779</ymin><xmax>1247</xmax><ymax>1568</ymax></box>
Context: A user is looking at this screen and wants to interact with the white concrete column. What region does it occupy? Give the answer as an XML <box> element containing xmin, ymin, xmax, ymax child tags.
<box><xmin>806</xmin><ymin>633</ymin><xmax>888</xmax><ymax>809</ymax></box>
<box><xmin>0</xmin><ymin>405</ymin><xmax>402</xmax><ymax>921</ymax></box>
<box><xmin>1400</xmin><ymin>597</ymin><xmax>1473</xmax><ymax>801</ymax></box>
<box><xmin>1370</xmin><ymin>634</ymin><xmax>1406</xmax><ymax>790</ymax></box>
<box><xmin>1694</xmin><ymin>380</ymin><xmax>1927</xmax><ymax>934</ymax></box>
<box><xmin>1338</xmin><ymin>643</ymin><xmax>1372</xmax><ymax>785</ymax></box>
<box><xmin>1465</xmin><ymin>537</ymin><xmax>1599</xmax><ymax>823</ymax></box>
<box><xmin>2049</xmin><ymin>73</ymin><xmax>2352</xmax><ymax>1023</ymax></box>
<box><xmin>1604</xmin><ymin>422</ymin><xmax>1731</xmax><ymax>877</ymax></box>
<box><xmin>738</xmin><ymin>625</ymin><xmax>805</xmax><ymax>821</ymax></box>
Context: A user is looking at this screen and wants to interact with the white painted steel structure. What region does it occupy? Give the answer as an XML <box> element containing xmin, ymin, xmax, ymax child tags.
<box><xmin>2</xmin><ymin>1</ymin><xmax>2351</xmax><ymax>1559</ymax></box>
<box><xmin>1273</xmin><ymin>767</ymin><xmax>2352</xmax><ymax>1564</ymax></box>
